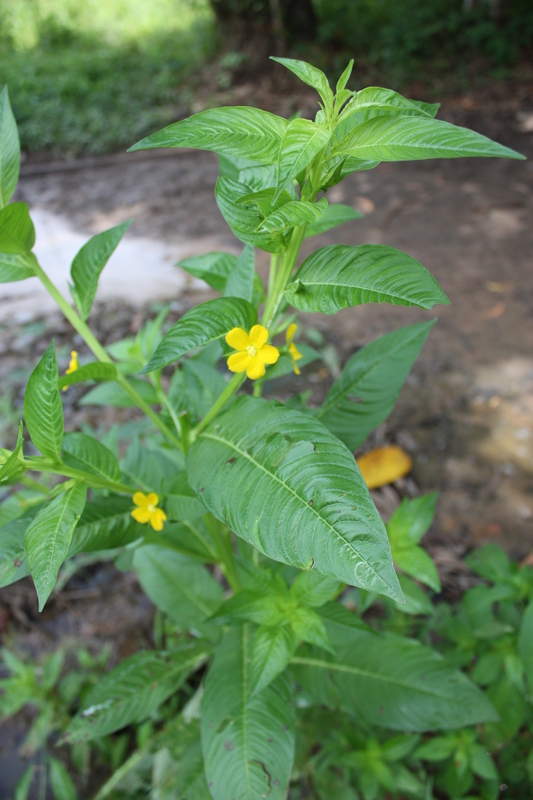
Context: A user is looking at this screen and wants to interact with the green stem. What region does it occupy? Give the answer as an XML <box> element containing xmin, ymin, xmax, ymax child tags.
<box><xmin>261</xmin><ymin>223</ymin><xmax>307</xmax><ymax>330</ymax></box>
<box><xmin>23</xmin><ymin>457</ymin><xmax>135</xmax><ymax>495</ymax></box>
<box><xmin>32</xmin><ymin>259</ymin><xmax>182</xmax><ymax>451</ymax></box>
<box><xmin>20</xmin><ymin>475</ymin><xmax>51</xmax><ymax>494</ymax></box>
<box><xmin>267</xmin><ymin>252</ymin><xmax>280</xmax><ymax>297</ymax></box>
<box><xmin>190</xmin><ymin>372</ymin><xmax>245</xmax><ymax>440</ymax></box>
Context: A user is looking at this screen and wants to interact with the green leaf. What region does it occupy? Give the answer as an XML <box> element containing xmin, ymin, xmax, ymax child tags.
<box><xmin>316</xmin><ymin>321</ymin><xmax>435</xmax><ymax>451</ymax></box>
<box><xmin>224</xmin><ymin>244</ymin><xmax>254</xmax><ymax>302</ymax></box>
<box><xmin>80</xmin><ymin>377</ymin><xmax>159</xmax><ymax>407</ymax></box>
<box><xmin>276</xmin><ymin>118</ymin><xmax>331</xmax><ymax>199</ymax></box>
<box><xmin>57</xmin><ymin>361</ymin><xmax>117</xmax><ymax>390</ymax></box>
<box><xmin>49</xmin><ymin>757</ymin><xmax>78</xmax><ymax>800</ymax></box>
<box><xmin>187</xmin><ymin>396</ymin><xmax>402</xmax><ymax>601</ymax></box>
<box><xmin>414</xmin><ymin>736</ymin><xmax>456</xmax><ymax>762</ymax></box>
<box><xmin>388</xmin><ymin>493</ymin><xmax>438</xmax><ymax>546</ymax></box>
<box><xmin>64</xmin><ymin>643</ymin><xmax>208</xmax><ymax>743</ymax></box>
<box><xmin>319</xmin><ymin>154</ymin><xmax>380</xmax><ymax>190</ymax></box>
<box><xmin>151</xmin><ymin>520</ymin><xmax>217</xmax><ymax>563</ymax></box>
<box><xmin>0</xmin><ymin>251</ymin><xmax>36</xmax><ymax>283</ymax></box>
<box><xmin>291</xmin><ymin>606</ymin><xmax>334</xmax><ymax>652</ymax></box>
<box><xmin>24</xmin><ymin>342</ymin><xmax>64</xmax><ymax>460</ymax></box>
<box><xmin>121</xmin><ymin>438</ymin><xmax>181</xmax><ymax>493</ymax></box>
<box><xmin>392</xmin><ymin>574</ymin><xmax>434</xmax><ymax>616</ymax></box>
<box><xmin>0</xmin><ymin>421</ymin><xmax>25</xmax><ymax>486</ymax></box>
<box><xmin>215</xmin><ymin>177</ymin><xmax>288</xmax><ymax>253</ymax></box>
<box><xmin>62</xmin><ymin>432</ymin><xmax>121</xmax><ymax>482</ymax></box>
<box><xmin>201</xmin><ymin>626</ymin><xmax>294</xmax><ymax>800</ymax></box>
<box><xmin>336</xmin><ymin>60</ymin><xmax>354</xmax><ymax>94</ymax></box>
<box><xmin>286</xmin><ymin>245</ymin><xmax>449</xmax><ymax>314</ymax></box>
<box><xmin>393</xmin><ymin>546</ymin><xmax>441</xmax><ymax>593</ymax></box>
<box><xmin>133</xmin><ymin>545</ymin><xmax>223</xmax><ymax>629</ymax></box>
<box><xmin>464</xmin><ymin>543</ymin><xmax>511</xmax><ymax>583</ymax></box>
<box><xmin>251</xmin><ymin>624</ymin><xmax>298</xmax><ymax>695</ymax></box>
<box><xmin>257</xmin><ymin>197</ymin><xmax>328</xmax><ymax>234</ymax></box>
<box><xmin>335</xmin><ymin>87</ymin><xmax>435</xmax><ymax>144</ymax></box>
<box><xmin>470</xmin><ymin>745</ymin><xmax>498</xmax><ymax>781</ymax></box>
<box><xmin>218</xmin><ymin>153</ymin><xmax>261</xmax><ymax>180</ymax></box>
<box><xmin>271</xmin><ymin>58</ymin><xmax>334</xmax><ymax>114</ymax></box>
<box><xmin>177</xmin><ymin>252</ymin><xmax>237</xmax><ymax>293</ymax></box>
<box><xmin>165</xmin><ymin>472</ymin><xmax>207</xmax><ymax>521</ymax></box>
<box><xmin>0</xmin><ymin>515</ymin><xmax>33</xmax><ymax>587</ymax></box>
<box><xmin>290</xmin><ymin>570</ymin><xmax>339</xmax><ymax>607</ymax></box>
<box><xmin>168</xmin><ymin>360</ymin><xmax>227</xmax><ymax>425</ymax></box>
<box><xmin>261</xmin><ymin>342</ymin><xmax>319</xmax><ymax>382</ymax></box>
<box><xmin>144</xmin><ymin>297</ymin><xmax>257</xmax><ymax>373</ymax></box>
<box><xmin>292</xmin><ymin>606</ymin><xmax>498</xmax><ymax>731</ymax></box>
<box><xmin>0</xmin><ymin>86</ymin><xmax>20</xmax><ymax>208</ymax></box>
<box><xmin>68</xmin><ymin>495</ymin><xmax>145</xmax><ymax>556</ymax></box>
<box><xmin>25</xmin><ymin>483</ymin><xmax>87</xmax><ymax>610</ymax></box>
<box><xmin>215</xmin><ymin>588</ymin><xmax>288</xmax><ymax>627</ymax></box>
<box><xmin>0</xmin><ymin>202</ymin><xmax>35</xmax><ymax>252</ymax></box>
<box><xmin>518</xmin><ymin>601</ymin><xmax>533</xmax><ymax>690</ymax></box>
<box><xmin>70</xmin><ymin>221</ymin><xmax>131</xmax><ymax>320</ymax></box>
<box><xmin>331</xmin><ymin>115</ymin><xmax>525</xmax><ymax>162</ymax></box>
<box><xmin>129</xmin><ymin>107</ymin><xmax>288</xmax><ymax>165</ymax></box>
<box><xmin>304</xmin><ymin>203</ymin><xmax>363</xmax><ymax>238</ymax></box>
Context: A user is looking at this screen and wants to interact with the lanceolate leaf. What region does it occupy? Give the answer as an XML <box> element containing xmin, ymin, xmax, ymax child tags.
<box><xmin>70</xmin><ymin>221</ymin><xmax>131</xmax><ymax>320</ymax></box>
<box><xmin>62</xmin><ymin>432</ymin><xmax>121</xmax><ymax>482</ymax></box>
<box><xmin>64</xmin><ymin>644</ymin><xmax>208</xmax><ymax>743</ymax></box>
<box><xmin>215</xmin><ymin>177</ymin><xmax>288</xmax><ymax>253</ymax></box>
<box><xmin>257</xmin><ymin>198</ymin><xmax>328</xmax><ymax>234</ymax></box>
<box><xmin>129</xmin><ymin>107</ymin><xmax>288</xmax><ymax>166</ymax></box>
<box><xmin>0</xmin><ymin>251</ymin><xmax>36</xmax><ymax>283</ymax></box>
<box><xmin>24</xmin><ymin>342</ymin><xmax>64</xmax><ymax>461</ymax></box>
<box><xmin>0</xmin><ymin>422</ymin><xmax>25</xmax><ymax>486</ymax></box>
<box><xmin>177</xmin><ymin>252</ymin><xmax>237</xmax><ymax>293</ymax></box>
<box><xmin>0</xmin><ymin>515</ymin><xmax>34</xmax><ymax>587</ymax></box>
<box><xmin>202</xmin><ymin>626</ymin><xmax>295</xmax><ymax>800</ymax></box>
<box><xmin>286</xmin><ymin>245</ymin><xmax>449</xmax><ymax>314</ymax></box>
<box><xmin>68</xmin><ymin>496</ymin><xmax>145</xmax><ymax>556</ymax></box>
<box><xmin>0</xmin><ymin>86</ymin><xmax>20</xmax><ymax>208</ymax></box>
<box><xmin>335</xmin><ymin>87</ymin><xmax>434</xmax><ymax>144</ymax></box>
<box><xmin>275</xmin><ymin>118</ymin><xmax>331</xmax><ymax>199</ymax></box>
<box><xmin>25</xmin><ymin>482</ymin><xmax>87</xmax><ymax>610</ymax></box>
<box><xmin>271</xmin><ymin>58</ymin><xmax>334</xmax><ymax>114</ymax></box>
<box><xmin>251</xmin><ymin>625</ymin><xmax>298</xmax><ymax>695</ymax></box>
<box><xmin>292</xmin><ymin>604</ymin><xmax>498</xmax><ymax>731</ymax></box>
<box><xmin>133</xmin><ymin>545</ymin><xmax>223</xmax><ymax>628</ymax></box>
<box><xmin>224</xmin><ymin>244</ymin><xmax>254</xmax><ymax>302</ymax></box>
<box><xmin>0</xmin><ymin>202</ymin><xmax>35</xmax><ymax>252</ymax></box>
<box><xmin>187</xmin><ymin>396</ymin><xmax>402</xmax><ymax>601</ymax></box>
<box><xmin>80</xmin><ymin>377</ymin><xmax>159</xmax><ymax>407</ymax></box>
<box><xmin>304</xmin><ymin>203</ymin><xmax>363</xmax><ymax>238</ymax></box>
<box><xmin>331</xmin><ymin>115</ymin><xmax>525</xmax><ymax>162</ymax></box>
<box><xmin>144</xmin><ymin>297</ymin><xmax>257</xmax><ymax>372</ymax></box>
<box><xmin>316</xmin><ymin>321</ymin><xmax>435</xmax><ymax>451</ymax></box>
<box><xmin>57</xmin><ymin>360</ymin><xmax>117</xmax><ymax>390</ymax></box>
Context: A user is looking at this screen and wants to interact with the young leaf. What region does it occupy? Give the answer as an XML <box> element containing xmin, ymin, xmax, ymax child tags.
<box><xmin>336</xmin><ymin>60</ymin><xmax>354</xmax><ymax>94</ymax></box>
<box><xmin>64</xmin><ymin>643</ymin><xmax>208</xmax><ymax>743</ymax></box>
<box><xmin>70</xmin><ymin>221</ymin><xmax>131</xmax><ymax>320</ymax></box>
<box><xmin>57</xmin><ymin>361</ymin><xmax>117</xmax><ymax>390</ymax></box>
<box><xmin>177</xmin><ymin>252</ymin><xmax>237</xmax><ymax>293</ymax></box>
<box><xmin>286</xmin><ymin>245</ymin><xmax>449</xmax><ymax>314</ymax></box>
<box><xmin>215</xmin><ymin>177</ymin><xmax>289</xmax><ymax>253</ymax></box>
<box><xmin>143</xmin><ymin>297</ymin><xmax>257</xmax><ymax>373</ymax></box>
<box><xmin>292</xmin><ymin>606</ymin><xmax>498</xmax><ymax>731</ymax></box>
<box><xmin>271</xmin><ymin>57</ymin><xmax>334</xmax><ymax>115</ymax></box>
<box><xmin>290</xmin><ymin>570</ymin><xmax>339</xmax><ymax>607</ymax></box>
<box><xmin>187</xmin><ymin>396</ymin><xmax>402</xmax><ymax>601</ymax></box>
<box><xmin>0</xmin><ymin>86</ymin><xmax>20</xmax><ymax>208</ymax></box>
<box><xmin>335</xmin><ymin>87</ymin><xmax>435</xmax><ymax>144</ymax></box>
<box><xmin>129</xmin><ymin>107</ymin><xmax>288</xmax><ymax>165</ymax></box>
<box><xmin>0</xmin><ymin>421</ymin><xmax>25</xmax><ymax>486</ymax></box>
<box><xmin>316</xmin><ymin>321</ymin><xmax>435</xmax><ymax>451</ymax></box>
<box><xmin>49</xmin><ymin>757</ymin><xmax>78</xmax><ymax>800</ymax></box>
<box><xmin>14</xmin><ymin>766</ymin><xmax>35</xmax><ymax>800</ymax></box>
<box><xmin>214</xmin><ymin>588</ymin><xmax>288</xmax><ymax>627</ymax></box>
<box><xmin>24</xmin><ymin>342</ymin><xmax>64</xmax><ymax>460</ymax></box>
<box><xmin>291</xmin><ymin>606</ymin><xmax>334</xmax><ymax>652</ymax></box>
<box><xmin>251</xmin><ymin>624</ymin><xmax>298</xmax><ymax>695</ymax></box>
<box><xmin>62</xmin><ymin>432</ymin><xmax>121</xmax><ymax>482</ymax></box>
<box><xmin>257</xmin><ymin>197</ymin><xmax>328</xmax><ymax>234</ymax></box>
<box><xmin>392</xmin><ymin>574</ymin><xmax>434</xmax><ymax>616</ymax></box>
<box><xmin>391</xmin><ymin>546</ymin><xmax>440</xmax><ymax>595</ymax></box>
<box><xmin>0</xmin><ymin>202</ymin><xmax>35</xmax><ymax>252</ymax></box>
<box><xmin>133</xmin><ymin>545</ymin><xmax>223</xmax><ymax>629</ymax></box>
<box><xmin>202</xmin><ymin>626</ymin><xmax>295</xmax><ymax>800</ymax></box>
<box><xmin>331</xmin><ymin>115</ymin><xmax>525</xmax><ymax>162</ymax></box>
<box><xmin>224</xmin><ymin>243</ymin><xmax>254</xmax><ymax>302</ymax></box>
<box><xmin>25</xmin><ymin>482</ymin><xmax>87</xmax><ymax>610</ymax></box>
<box><xmin>304</xmin><ymin>203</ymin><xmax>363</xmax><ymax>238</ymax></box>
<box><xmin>80</xmin><ymin>377</ymin><xmax>159</xmax><ymax>407</ymax></box>
<box><xmin>275</xmin><ymin>118</ymin><xmax>331</xmax><ymax>199</ymax></box>
<box><xmin>0</xmin><ymin>251</ymin><xmax>36</xmax><ymax>283</ymax></box>
<box><xmin>388</xmin><ymin>493</ymin><xmax>438</xmax><ymax>545</ymax></box>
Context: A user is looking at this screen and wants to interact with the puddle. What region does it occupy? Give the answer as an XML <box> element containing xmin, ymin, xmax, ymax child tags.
<box><xmin>0</xmin><ymin>209</ymin><xmax>229</xmax><ymax>321</ymax></box>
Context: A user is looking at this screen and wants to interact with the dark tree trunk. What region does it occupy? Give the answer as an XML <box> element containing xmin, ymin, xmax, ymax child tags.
<box><xmin>209</xmin><ymin>0</ymin><xmax>316</xmax><ymax>49</ymax></box>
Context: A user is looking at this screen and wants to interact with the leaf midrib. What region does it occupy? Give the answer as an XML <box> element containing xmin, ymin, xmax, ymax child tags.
<box><xmin>199</xmin><ymin>430</ymin><xmax>396</xmax><ymax>597</ymax></box>
<box><xmin>290</xmin><ymin>275</ymin><xmax>434</xmax><ymax>305</ymax></box>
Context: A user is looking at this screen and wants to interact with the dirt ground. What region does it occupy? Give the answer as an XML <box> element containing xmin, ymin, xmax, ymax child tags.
<box><xmin>1</xmin><ymin>82</ymin><xmax>532</xmax><ymax>795</ymax></box>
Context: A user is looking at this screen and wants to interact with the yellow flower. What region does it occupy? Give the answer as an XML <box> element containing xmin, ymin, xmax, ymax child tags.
<box><xmin>131</xmin><ymin>492</ymin><xmax>167</xmax><ymax>531</ymax></box>
<box><xmin>225</xmin><ymin>324</ymin><xmax>279</xmax><ymax>380</ymax></box>
<box><xmin>62</xmin><ymin>350</ymin><xmax>79</xmax><ymax>392</ymax></box>
<box><xmin>286</xmin><ymin>323</ymin><xmax>303</xmax><ymax>375</ymax></box>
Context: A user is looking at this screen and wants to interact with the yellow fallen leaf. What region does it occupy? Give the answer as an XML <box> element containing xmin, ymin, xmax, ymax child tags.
<box><xmin>357</xmin><ymin>446</ymin><xmax>413</xmax><ymax>489</ymax></box>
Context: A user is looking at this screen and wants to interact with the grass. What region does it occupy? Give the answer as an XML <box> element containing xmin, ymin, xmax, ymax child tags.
<box><xmin>0</xmin><ymin>0</ymin><xmax>215</xmax><ymax>156</ymax></box>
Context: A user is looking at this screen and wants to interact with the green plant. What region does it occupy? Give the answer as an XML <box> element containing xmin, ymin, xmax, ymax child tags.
<box><xmin>0</xmin><ymin>58</ymin><xmax>526</xmax><ymax>799</ymax></box>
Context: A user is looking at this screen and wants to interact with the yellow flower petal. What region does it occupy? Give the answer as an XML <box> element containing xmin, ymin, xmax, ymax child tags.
<box><xmin>150</xmin><ymin>508</ymin><xmax>167</xmax><ymax>531</ymax></box>
<box><xmin>246</xmin><ymin>358</ymin><xmax>266</xmax><ymax>380</ymax></box>
<box><xmin>228</xmin><ymin>351</ymin><xmax>252</xmax><ymax>373</ymax></box>
<box><xmin>133</xmin><ymin>491</ymin><xmax>149</xmax><ymax>508</ymax></box>
<box><xmin>286</xmin><ymin>323</ymin><xmax>297</xmax><ymax>343</ymax></box>
<box><xmin>248</xmin><ymin>324</ymin><xmax>269</xmax><ymax>349</ymax></box>
<box><xmin>259</xmin><ymin>344</ymin><xmax>280</xmax><ymax>365</ymax></box>
<box><xmin>356</xmin><ymin>446</ymin><xmax>412</xmax><ymax>490</ymax></box>
<box><xmin>132</xmin><ymin>507</ymin><xmax>151</xmax><ymax>524</ymax></box>
<box><xmin>293</xmin><ymin>363</ymin><xmax>301</xmax><ymax>376</ymax></box>
<box><xmin>226</xmin><ymin>327</ymin><xmax>250</xmax><ymax>351</ymax></box>
<box><xmin>146</xmin><ymin>492</ymin><xmax>159</xmax><ymax>507</ymax></box>
<box><xmin>288</xmin><ymin>342</ymin><xmax>302</xmax><ymax>361</ymax></box>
